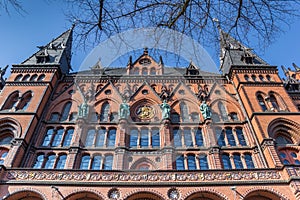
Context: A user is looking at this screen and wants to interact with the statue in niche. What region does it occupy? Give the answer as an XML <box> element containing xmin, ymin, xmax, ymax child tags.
<box><xmin>119</xmin><ymin>99</ymin><xmax>130</xmax><ymax>119</ymax></box>
<box><xmin>160</xmin><ymin>99</ymin><xmax>171</xmax><ymax>119</ymax></box>
<box><xmin>200</xmin><ymin>101</ymin><xmax>211</xmax><ymax>120</ymax></box>
<box><xmin>78</xmin><ymin>101</ymin><xmax>89</xmax><ymax>118</ymax></box>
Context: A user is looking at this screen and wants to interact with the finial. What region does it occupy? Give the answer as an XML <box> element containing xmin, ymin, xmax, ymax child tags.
<box><xmin>159</xmin><ymin>55</ymin><xmax>164</xmax><ymax>65</ymax></box>
<box><xmin>127</xmin><ymin>56</ymin><xmax>132</xmax><ymax>66</ymax></box>
<box><xmin>143</xmin><ymin>47</ymin><xmax>148</xmax><ymax>55</ymax></box>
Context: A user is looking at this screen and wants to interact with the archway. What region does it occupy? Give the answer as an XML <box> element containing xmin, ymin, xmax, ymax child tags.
<box><xmin>65</xmin><ymin>191</ymin><xmax>103</xmax><ymax>200</ymax></box>
<box><xmin>126</xmin><ymin>192</ymin><xmax>164</xmax><ymax>200</ymax></box>
<box><xmin>4</xmin><ymin>191</ymin><xmax>44</xmax><ymax>200</ymax></box>
<box><xmin>185</xmin><ymin>191</ymin><xmax>225</xmax><ymax>200</ymax></box>
<box><xmin>244</xmin><ymin>190</ymin><xmax>282</xmax><ymax>200</ymax></box>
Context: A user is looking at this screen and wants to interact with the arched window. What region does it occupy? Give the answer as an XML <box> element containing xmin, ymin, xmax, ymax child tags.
<box><xmin>259</xmin><ymin>75</ymin><xmax>265</xmax><ymax>81</ymax></box>
<box><xmin>195</xmin><ymin>128</ymin><xmax>204</xmax><ymax>146</ymax></box>
<box><xmin>230</xmin><ymin>112</ymin><xmax>239</xmax><ymax>121</ymax></box>
<box><xmin>37</xmin><ymin>74</ymin><xmax>46</xmax><ymax>81</ymax></box>
<box><xmin>140</xmin><ymin>128</ymin><xmax>149</xmax><ymax>147</ymax></box>
<box><xmin>103</xmin><ymin>155</ymin><xmax>113</xmax><ymax>170</ymax></box>
<box><xmin>173</xmin><ymin>128</ymin><xmax>182</xmax><ymax>147</ymax></box>
<box><xmin>50</xmin><ymin>112</ymin><xmax>60</xmax><ymax>122</ymax></box>
<box><xmin>60</xmin><ymin>102</ymin><xmax>72</xmax><ymax>121</ymax></box>
<box><xmin>142</xmin><ymin>68</ymin><xmax>148</xmax><ymax>75</ymax></box>
<box><xmin>233</xmin><ymin>154</ymin><xmax>243</xmax><ymax>169</ymax></box>
<box><xmin>218</xmin><ymin>102</ymin><xmax>228</xmax><ymax>121</ymax></box>
<box><xmin>0</xmin><ymin>135</ymin><xmax>13</xmax><ymax>145</ymax></box>
<box><xmin>107</xmin><ymin>128</ymin><xmax>116</xmax><ymax>147</ymax></box>
<box><xmin>199</xmin><ymin>155</ymin><xmax>209</xmax><ymax>170</ymax></box>
<box><xmin>244</xmin><ymin>154</ymin><xmax>255</xmax><ymax>168</ymax></box>
<box><xmin>244</xmin><ymin>75</ymin><xmax>249</xmax><ymax>81</ymax></box>
<box><xmin>62</xmin><ymin>128</ymin><xmax>74</xmax><ymax>146</ymax></box>
<box><xmin>91</xmin><ymin>155</ymin><xmax>102</xmax><ymax>170</ymax></box>
<box><xmin>80</xmin><ymin>155</ymin><xmax>90</xmax><ymax>169</ymax></box>
<box><xmin>276</xmin><ymin>135</ymin><xmax>293</xmax><ymax>145</ymax></box>
<box><xmin>18</xmin><ymin>91</ymin><xmax>32</xmax><ymax>110</ymax></box>
<box><xmin>56</xmin><ymin>154</ymin><xmax>67</xmax><ymax>169</ymax></box>
<box><xmin>22</xmin><ymin>74</ymin><xmax>30</xmax><ymax>81</ymax></box>
<box><xmin>184</xmin><ymin>128</ymin><xmax>193</xmax><ymax>147</ymax></box>
<box><xmin>95</xmin><ymin>128</ymin><xmax>106</xmax><ymax>147</ymax></box>
<box><xmin>216</xmin><ymin>128</ymin><xmax>225</xmax><ymax>147</ymax></box>
<box><xmin>266</xmin><ymin>75</ymin><xmax>271</xmax><ymax>81</ymax></box>
<box><xmin>251</xmin><ymin>75</ymin><xmax>257</xmax><ymax>81</ymax></box>
<box><xmin>33</xmin><ymin>154</ymin><xmax>44</xmax><ymax>168</ymax></box>
<box><xmin>129</xmin><ymin>129</ymin><xmax>138</xmax><ymax>148</ymax></box>
<box><xmin>150</xmin><ymin>67</ymin><xmax>156</xmax><ymax>75</ymax></box>
<box><xmin>226</xmin><ymin>128</ymin><xmax>236</xmax><ymax>146</ymax></box>
<box><xmin>14</xmin><ymin>74</ymin><xmax>23</xmax><ymax>81</ymax></box>
<box><xmin>176</xmin><ymin>155</ymin><xmax>185</xmax><ymax>170</ymax></box>
<box><xmin>151</xmin><ymin>128</ymin><xmax>160</xmax><ymax>147</ymax></box>
<box><xmin>236</xmin><ymin>128</ymin><xmax>247</xmax><ymax>146</ymax></box>
<box><xmin>187</xmin><ymin>155</ymin><xmax>196</xmax><ymax>170</ymax></box>
<box><xmin>85</xmin><ymin>129</ymin><xmax>96</xmax><ymax>147</ymax></box>
<box><xmin>52</xmin><ymin>128</ymin><xmax>64</xmax><ymax>147</ymax></box>
<box><xmin>270</xmin><ymin>94</ymin><xmax>279</xmax><ymax>110</ymax></box>
<box><xmin>2</xmin><ymin>91</ymin><xmax>19</xmax><ymax>110</ymax></box>
<box><xmin>222</xmin><ymin>154</ymin><xmax>232</xmax><ymax>169</ymax></box>
<box><xmin>257</xmin><ymin>94</ymin><xmax>267</xmax><ymax>111</ymax></box>
<box><xmin>100</xmin><ymin>102</ymin><xmax>110</xmax><ymax>122</ymax></box>
<box><xmin>30</xmin><ymin>74</ymin><xmax>38</xmax><ymax>81</ymax></box>
<box><xmin>42</xmin><ymin>128</ymin><xmax>54</xmax><ymax>146</ymax></box>
<box><xmin>44</xmin><ymin>154</ymin><xmax>56</xmax><ymax>169</ymax></box>
<box><xmin>0</xmin><ymin>149</ymin><xmax>8</xmax><ymax>165</ymax></box>
<box><xmin>180</xmin><ymin>102</ymin><xmax>189</xmax><ymax>122</ymax></box>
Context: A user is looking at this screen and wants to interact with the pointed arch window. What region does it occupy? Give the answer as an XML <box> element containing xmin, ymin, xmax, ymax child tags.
<box><xmin>233</xmin><ymin>154</ymin><xmax>243</xmax><ymax>169</ymax></box>
<box><xmin>222</xmin><ymin>154</ymin><xmax>232</xmax><ymax>169</ymax></box>
<box><xmin>199</xmin><ymin>155</ymin><xmax>209</xmax><ymax>170</ymax></box>
<box><xmin>100</xmin><ymin>102</ymin><xmax>110</xmax><ymax>122</ymax></box>
<box><xmin>184</xmin><ymin>128</ymin><xmax>193</xmax><ymax>147</ymax></box>
<box><xmin>180</xmin><ymin>102</ymin><xmax>189</xmax><ymax>122</ymax></box>
<box><xmin>103</xmin><ymin>155</ymin><xmax>113</xmax><ymax>170</ymax></box>
<box><xmin>45</xmin><ymin>154</ymin><xmax>56</xmax><ymax>169</ymax></box>
<box><xmin>60</xmin><ymin>102</ymin><xmax>72</xmax><ymax>121</ymax></box>
<box><xmin>176</xmin><ymin>155</ymin><xmax>185</xmax><ymax>170</ymax></box>
<box><xmin>107</xmin><ymin>128</ymin><xmax>116</xmax><ymax>147</ymax></box>
<box><xmin>2</xmin><ymin>91</ymin><xmax>19</xmax><ymax>110</ymax></box>
<box><xmin>33</xmin><ymin>154</ymin><xmax>45</xmax><ymax>169</ymax></box>
<box><xmin>270</xmin><ymin>94</ymin><xmax>279</xmax><ymax>110</ymax></box>
<box><xmin>195</xmin><ymin>128</ymin><xmax>204</xmax><ymax>146</ymax></box>
<box><xmin>18</xmin><ymin>92</ymin><xmax>32</xmax><ymax>110</ymax></box>
<box><xmin>56</xmin><ymin>154</ymin><xmax>67</xmax><ymax>169</ymax></box>
<box><xmin>92</xmin><ymin>155</ymin><xmax>102</xmax><ymax>170</ymax></box>
<box><xmin>130</xmin><ymin>129</ymin><xmax>138</xmax><ymax>148</ymax></box>
<box><xmin>187</xmin><ymin>155</ymin><xmax>196</xmax><ymax>170</ymax></box>
<box><xmin>52</xmin><ymin>128</ymin><xmax>64</xmax><ymax>147</ymax></box>
<box><xmin>151</xmin><ymin>128</ymin><xmax>160</xmax><ymax>147</ymax></box>
<box><xmin>80</xmin><ymin>155</ymin><xmax>91</xmax><ymax>169</ymax></box>
<box><xmin>62</xmin><ymin>128</ymin><xmax>74</xmax><ymax>147</ymax></box>
<box><xmin>218</xmin><ymin>102</ymin><xmax>228</xmax><ymax>121</ymax></box>
<box><xmin>96</xmin><ymin>128</ymin><xmax>106</xmax><ymax>147</ymax></box>
<box><xmin>244</xmin><ymin>154</ymin><xmax>255</xmax><ymax>169</ymax></box>
<box><xmin>173</xmin><ymin>128</ymin><xmax>182</xmax><ymax>147</ymax></box>
<box><xmin>257</xmin><ymin>94</ymin><xmax>267</xmax><ymax>111</ymax></box>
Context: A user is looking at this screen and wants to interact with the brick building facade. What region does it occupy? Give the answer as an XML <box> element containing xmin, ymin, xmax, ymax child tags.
<box><xmin>0</xmin><ymin>27</ymin><xmax>299</xmax><ymax>200</ymax></box>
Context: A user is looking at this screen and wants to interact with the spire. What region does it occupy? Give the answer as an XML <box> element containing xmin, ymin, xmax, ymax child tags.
<box><xmin>214</xmin><ymin>19</ymin><xmax>268</xmax><ymax>75</ymax></box>
<box><xmin>21</xmin><ymin>26</ymin><xmax>74</xmax><ymax>74</ymax></box>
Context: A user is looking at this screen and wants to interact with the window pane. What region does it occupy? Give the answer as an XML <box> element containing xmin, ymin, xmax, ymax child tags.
<box><xmin>218</xmin><ymin>102</ymin><xmax>228</xmax><ymax>121</ymax></box>
<box><xmin>50</xmin><ymin>113</ymin><xmax>60</xmax><ymax>122</ymax></box>
<box><xmin>100</xmin><ymin>102</ymin><xmax>110</xmax><ymax>122</ymax></box>
<box><xmin>236</xmin><ymin>128</ymin><xmax>247</xmax><ymax>146</ymax></box>
<box><xmin>52</xmin><ymin>129</ymin><xmax>64</xmax><ymax>147</ymax></box>
<box><xmin>180</xmin><ymin>102</ymin><xmax>189</xmax><ymax>122</ymax></box>
<box><xmin>140</xmin><ymin>129</ymin><xmax>149</xmax><ymax>147</ymax></box>
<box><xmin>173</xmin><ymin>128</ymin><xmax>182</xmax><ymax>147</ymax></box>
<box><xmin>80</xmin><ymin>155</ymin><xmax>90</xmax><ymax>169</ymax></box>
<box><xmin>244</xmin><ymin>154</ymin><xmax>255</xmax><ymax>169</ymax></box>
<box><xmin>195</xmin><ymin>129</ymin><xmax>204</xmax><ymax>146</ymax></box>
<box><xmin>33</xmin><ymin>154</ymin><xmax>44</xmax><ymax>169</ymax></box>
<box><xmin>45</xmin><ymin>155</ymin><xmax>56</xmax><ymax>169</ymax></box>
<box><xmin>258</xmin><ymin>95</ymin><xmax>267</xmax><ymax>111</ymax></box>
<box><xmin>91</xmin><ymin>112</ymin><xmax>98</xmax><ymax>122</ymax></box>
<box><xmin>63</xmin><ymin>129</ymin><xmax>74</xmax><ymax>147</ymax></box>
<box><xmin>0</xmin><ymin>136</ymin><xmax>13</xmax><ymax>145</ymax></box>
<box><xmin>107</xmin><ymin>129</ymin><xmax>116</xmax><ymax>147</ymax></box>
<box><xmin>151</xmin><ymin>129</ymin><xmax>160</xmax><ymax>148</ymax></box>
<box><xmin>61</xmin><ymin>102</ymin><xmax>72</xmax><ymax>121</ymax></box>
<box><xmin>222</xmin><ymin>154</ymin><xmax>232</xmax><ymax>169</ymax></box>
<box><xmin>130</xmin><ymin>129</ymin><xmax>138</xmax><ymax>147</ymax></box>
<box><xmin>85</xmin><ymin>129</ymin><xmax>95</xmax><ymax>147</ymax></box>
<box><xmin>43</xmin><ymin>129</ymin><xmax>54</xmax><ymax>146</ymax></box>
<box><xmin>96</xmin><ymin>128</ymin><xmax>106</xmax><ymax>147</ymax></box>
<box><xmin>176</xmin><ymin>155</ymin><xmax>185</xmax><ymax>170</ymax></box>
<box><xmin>226</xmin><ymin>128</ymin><xmax>236</xmax><ymax>146</ymax></box>
<box><xmin>184</xmin><ymin>129</ymin><xmax>193</xmax><ymax>147</ymax></box>
<box><xmin>233</xmin><ymin>154</ymin><xmax>243</xmax><ymax>169</ymax></box>
<box><xmin>91</xmin><ymin>155</ymin><xmax>102</xmax><ymax>170</ymax></box>
<box><xmin>103</xmin><ymin>155</ymin><xmax>113</xmax><ymax>170</ymax></box>
<box><xmin>171</xmin><ymin>113</ymin><xmax>180</xmax><ymax>123</ymax></box>
<box><xmin>216</xmin><ymin>128</ymin><xmax>225</xmax><ymax>147</ymax></box>
<box><xmin>199</xmin><ymin>155</ymin><xmax>209</xmax><ymax>170</ymax></box>
<box><xmin>187</xmin><ymin>155</ymin><xmax>196</xmax><ymax>170</ymax></box>
<box><xmin>56</xmin><ymin>155</ymin><xmax>67</xmax><ymax>169</ymax></box>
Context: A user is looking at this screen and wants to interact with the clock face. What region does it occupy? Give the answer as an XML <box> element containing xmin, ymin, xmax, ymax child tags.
<box><xmin>136</xmin><ymin>105</ymin><xmax>155</xmax><ymax>120</ymax></box>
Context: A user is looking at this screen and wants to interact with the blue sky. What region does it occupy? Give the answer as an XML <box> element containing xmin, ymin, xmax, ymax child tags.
<box><xmin>0</xmin><ymin>1</ymin><xmax>299</xmax><ymax>77</ymax></box>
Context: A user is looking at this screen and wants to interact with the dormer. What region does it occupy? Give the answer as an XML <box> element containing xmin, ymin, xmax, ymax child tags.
<box><xmin>127</xmin><ymin>48</ymin><xmax>164</xmax><ymax>75</ymax></box>
<box><xmin>186</xmin><ymin>61</ymin><xmax>199</xmax><ymax>75</ymax></box>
